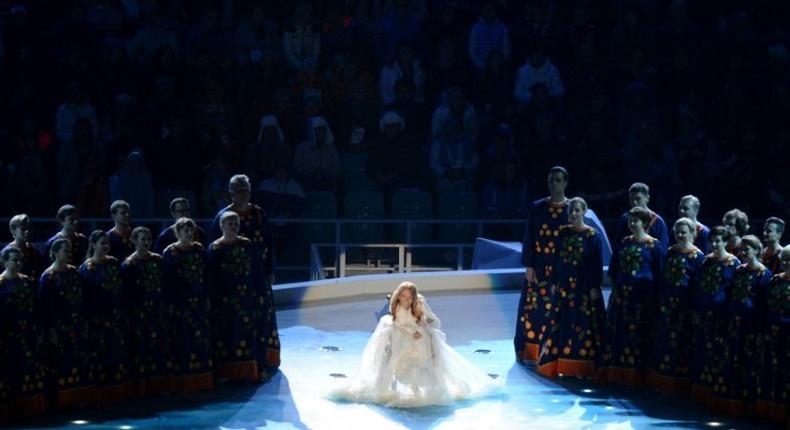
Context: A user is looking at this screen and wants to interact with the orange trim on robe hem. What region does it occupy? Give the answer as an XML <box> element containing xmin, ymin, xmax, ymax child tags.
<box><xmin>174</xmin><ymin>372</ymin><xmax>214</xmax><ymax>393</ymax></box>
<box><xmin>755</xmin><ymin>400</ymin><xmax>788</xmax><ymax>423</ymax></box>
<box><xmin>691</xmin><ymin>384</ymin><xmax>712</xmax><ymax>407</ymax></box>
<box><xmin>522</xmin><ymin>343</ymin><xmax>539</xmax><ymax>362</ymax></box>
<box><xmin>600</xmin><ymin>367</ymin><xmax>644</xmax><ymax>386</ymax></box>
<box><xmin>267</xmin><ymin>349</ymin><xmax>281</xmax><ymax>368</ymax></box>
<box><xmin>145</xmin><ymin>375</ymin><xmax>175</xmax><ymax>395</ymax></box>
<box><xmin>644</xmin><ymin>369</ymin><xmax>690</xmax><ymax>396</ymax></box>
<box><xmin>215</xmin><ymin>361</ymin><xmax>260</xmax><ymax>382</ymax></box>
<box><xmin>95</xmin><ymin>384</ymin><xmax>126</xmax><ymax>406</ymax></box>
<box><xmin>538</xmin><ymin>359</ymin><xmax>597</xmax><ymax>379</ymax></box>
<box><xmin>54</xmin><ymin>385</ymin><xmax>96</xmax><ymax>409</ymax></box>
<box><xmin>708</xmin><ymin>396</ymin><xmax>746</xmax><ymax>417</ymax></box>
<box><xmin>16</xmin><ymin>394</ymin><xmax>48</xmax><ymax>415</ymax></box>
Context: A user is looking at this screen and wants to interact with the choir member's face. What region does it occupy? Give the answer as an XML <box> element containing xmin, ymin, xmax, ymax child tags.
<box><xmin>94</xmin><ymin>236</ymin><xmax>111</xmax><ymax>258</ymax></box>
<box><xmin>722</xmin><ymin>215</ymin><xmax>737</xmax><ymax>236</ymax></box>
<box><xmin>674</xmin><ymin>224</ymin><xmax>693</xmax><ymax>246</ymax></box>
<box><xmin>221</xmin><ymin>217</ymin><xmax>240</xmax><ymax>237</ymax></box>
<box><xmin>171</xmin><ymin>202</ymin><xmax>190</xmax><ymax>220</ymax></box>
<box><xmin>628</xmin><ymin>216</ymin><xmax>645</xmax><ymax>235</ymax></box>
<box><xmin>11</xmin><ymin>225</ymin><xmax>30</xmax><ymax>242</ymax></box>
<box><xmin>230</xmin><ymin>182</ymin><xmax>251</xmax><ymax>206</ymax></box>
<box><xmin>741</xmin><ymin>244</ymin><xmax>758</xmax><ymax>261</ymax></box>
<box><xmin>710</xmin><ymin>235</ymin><xmax>726</xmax><ymax>253</ymax></box>
<box><xmin>133</xmin><ymin>231</ymin><xmax>151</xmax><ymax>253</ymax></box>
<box><xmin>763</xmin><ymin>223</ymin><xmax>781</xmax><ymax>244</ymax></box>
<box><xmin>56</xmin><ymin>242</ymin><xmax>72</xmax><ymax>263</ymax></box>
<box><xmin>629</xmin><ymin>192</ymin><xmax>649</xmax><ymax>209</ymax></box>
<box><xmin>3</xmin><ymin>251</ymin><xmax>22</xmax><ymax>273</ymax></box>
<box><xmin>568</xmin><ymin>203</ymin><xmax>584</xmax><ymax>226</ymax></box>
<box><xmin>176</xmin><ymin>226</ymin><xmax>195</xmax><ymax>243</ymax></box>
<box><xmin>113</xmin><ymin>207</ymin><xmax>131</xmax><ymax>226</ymax></box>
<box><xmin>547</xmin><ymin>172</ymin><xmax>567</xmax><ymax>195</ymax></box>
<box><xmin>678</xmin><ymin>199</ymin><xmax>698</xmax><ymax>220</ymax></box>
<box><xmin>62</xmin><ymin>214</ymin><xmax>79</xmax><ymax>232</ymax></box>
<box><xmin>780</xmin><ymin>251</ymin><xmax>790</xmax><ymax>273</ymax></box>
<box><xmin>397</xmin><ymin>288</ymin><xmax>413</xmax><ymax>308</ymax></box>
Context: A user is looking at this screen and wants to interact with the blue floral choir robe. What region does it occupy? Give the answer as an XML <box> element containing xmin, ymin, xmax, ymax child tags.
<box><xmin>107</xmin><ymin>228</ymin><xmax>135</xmax><ymax>262</ymax></box>
<box><xmin>646</xmin><ymin>245</ymin><xmax>705</xmax><ymax>394</ymax></box>
<box><xmin>690</xmin><ymin>253</ymin><xmax>739</xmax><ymax>405</ymax></box>
<box><xmin>79</xmin><ymin>257</ymin><xmax>128</xmax><ymax>404</ymax></box>
<box><xmin>0</xmin><ymin>274</ymin><xmax>46</xmax><ymax>416</ymax></box>
<box><xmin>208</xmin><ymin>237</ymin><xmax>265</xmax><ymax>381</ymax></box>
<box><xmin>516</xmin><ymin>198</ymin><xmax>568</xmax><ymax>362</ymax></box>
<box><xmin>537</xmin><ymin>225</ymin><xmax>605</xmax><ymax>379</ymax></box>
<box><xmin>709</xmin><ymin>264</ymin><xmax>771</xmax><ymax>416</ymax></box>
<box><xmin>613</xmin><ymin>210</ymin><xmax>670</xmax><ymax>252</ymax></box>
<box><xmin>121</xmin><ymin>253</ymin><xmax>173</xmax><ymax>396</ymax></box>
<box><xmin>756</xmin><ymin>272</ymin><xmax>789</xmax><ymax>423</ymax></box>
<box><xmin>761</xmin><ymin>249</ymin><xmax>782</xmax><ymax>275</ymax></box>
<box><xmin>44</xmin><ymin>232</ymin><xmax>89</xmax><ymax>266</ymax></box>
<box><xmin>211</xmin><ymin>204</ymin><xmax>279</xmax><ymax>373</ymax></box>
<box><xmin>600</xmin><ymin>236</ymin><xmax>665</xmax><ymax>385</ymax></box>
<box><xmin>37</xmin><ymin>266</ymin><xmax>95</xmax><ymax>408</ymax></box>
<box><xmin>162</xmin><ymin>243</ymin><xmax>213</xmax><ymax>393</ymax></box>
<box><xmin>154</xmin><ymin>224</ymin><xmax>206</xmax><ymax>255</ymax></box>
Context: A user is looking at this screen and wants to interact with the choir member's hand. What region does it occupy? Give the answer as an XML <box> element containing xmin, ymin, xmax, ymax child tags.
<box><xmin>525</xmin><ymin>267</ymin><xmax>537</xmax><ymax>284</ymax></box>
<box><xmin>590</xmin><ymin>288</ymin><xmax>601</xmax><ymax>301</ymax></box>
<box><xmin>413</xmin><ymin>331</ymin><xmax>422</xmax><ymax>340</ymax></box>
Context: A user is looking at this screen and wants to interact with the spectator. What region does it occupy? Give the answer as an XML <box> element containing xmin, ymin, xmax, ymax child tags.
<box><xmin>427</xmin><ymin>2</ymin><xmax>467</xmax><ymax>57</ymax></box>
<box><xmin>55</xmin><ymin>82</ymin><xmax>98</xmax><ymax>145</ymax></box>
<box><xmin>115</xmin><ymin>149</ymin><xmax>155</xmax><ymax>218</ymax></box>
<box><xmin>366</xmin><ymin>111</ymin><xmax>427</xmax><ymax>192</ymax></box>
<box><xmin>256</xmin><ymin>165</ymin><xmax>307</xmax><ymax>220</ymax></box>
<box><xmin>333</xmin><ymin>82</ymin><xmax>378</xmax><ymax>152</ymax></box>
<box><xmin>282</xmin><ymin>4</ymin><xmax>321</xmax><ymax>71</ymax></box>
<box><xmin>514</xmin><ymin>44</ymin><xmax>564</xmax><ymax>106</ymax></box>
<box><xmin>430</xmin><ymin>121</ymin><xmax>479</xmax><ymax>192</ymax></box>
<box><xmin>468</xmin><ymin>3</ymin><xmax>511</xmax><ymax>72</ymax></box>
<box><xmin>294</xmin><ymin>116</ymin><xmax>340</xmax><ymax>191</ymax></box>
<box><xmin>385</xmin><ymin>78</ymin><xmax>430</xmax><ymax>145</ymax></box>
<box><xmin>426</xmin><ymin>39</ymin><xmax>472</xmax><ymax>104</ymax></box>
<box><xmin>244</xmin><ymin>115</ymin><xmax>293</xmax><ymax>185</ymax></box>
<box><xmin>373</xmin><ymin>0</ymin><xmax>424</xmax><ymax>64</ymax></box>
<box><xmin>126</xmin><ymin>9</ymin><xmax>179</xmax><ymax>65</ymax></box>
<box><xmin>482</xmin><ymin>158</ymin><xmax>529</xmax><ymax>219</ymax></box>
<box><xmin>431</xmin><ymin>86</ymin><xmax>478</xmax><ymax>142</ymax></box>
<box><xmin>379</xmin><ymin>42</ymin><xmax>426</xmax><ymax>105</ymax></box>
<box><xmin>235</xmin><ymin>5</ymin><xmax>281</xmax><ymax>65</ymax></box>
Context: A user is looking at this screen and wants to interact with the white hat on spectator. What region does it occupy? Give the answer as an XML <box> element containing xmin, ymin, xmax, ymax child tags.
<box><xmin>379</xmin><ymin>111</ymin><xmax>405</xmax><ymax>131</ymax></box>
<box><xmin>309</xmin><ymin>116</ymin><xmax>335</xmax><ymax>146</ymax></box>
<box><xmin>257</xmin><ymin>115</ymin><xmax>285</xmax><ymax>144</ymax></box>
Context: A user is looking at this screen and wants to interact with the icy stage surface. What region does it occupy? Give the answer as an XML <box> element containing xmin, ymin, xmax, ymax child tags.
<box><xmin>7</xmin><ymin>290</ymin><xmax>778</xmax><ymax>430</ymax></box>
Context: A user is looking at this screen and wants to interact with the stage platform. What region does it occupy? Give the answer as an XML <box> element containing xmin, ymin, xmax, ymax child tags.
<box><xmin>4</xmin><ymin>279</ymin><xmax>780</xmax><ymax>430</ymax></box>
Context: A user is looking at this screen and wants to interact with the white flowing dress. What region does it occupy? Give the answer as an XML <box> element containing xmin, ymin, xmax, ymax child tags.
<box><xmin>332</xmin><ymin>301</ymin><xmax>500</xmax><ymax>407</ymax></box>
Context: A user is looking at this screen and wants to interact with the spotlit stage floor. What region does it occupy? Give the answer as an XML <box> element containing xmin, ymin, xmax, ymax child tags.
<box><xmin>6</xmin><ymin>290</ymin><xmax>780</xmax><ymax>430</ymax></box>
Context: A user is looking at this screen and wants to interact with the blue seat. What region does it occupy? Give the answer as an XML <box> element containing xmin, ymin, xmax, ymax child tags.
<box><xmin>437</xmin><ymin>191</ymin><xmax>479</xmax><ymax>243</ymax></box>
<box><xmin>390</xmin><ymin>189</ymin><xmax>433</xmax><ymax>242</ymax></box>
<box><xmin>341</xmin><ymin>153</ymin><xmax>379</xmax><ymax>191</ymax></box>
<box><xmin>343</xmin><ymin>190</ymin><xmax>386</xmax><ymax>242</ymax></box>
<box><xmin>299</xmin><ymin>191</ymin><xmax>337</xmax><ymax>243</ymax></box>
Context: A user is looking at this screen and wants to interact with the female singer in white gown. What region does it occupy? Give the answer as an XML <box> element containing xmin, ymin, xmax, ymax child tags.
<box><xmin>332</xmin><ymin>281</ymin><xmax>500</xmax><ymax>408</ymax></box>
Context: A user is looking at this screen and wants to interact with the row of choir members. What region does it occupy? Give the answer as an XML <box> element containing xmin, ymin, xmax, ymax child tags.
<box><xmin>515</xmin><ymin>169</ymin><xmax>788</xmax><ymax>426</ymax></box>
<box><xmin>0</xmin><ymin>176</ymin><xmax>280</xmax><ymax>419</ymax></box>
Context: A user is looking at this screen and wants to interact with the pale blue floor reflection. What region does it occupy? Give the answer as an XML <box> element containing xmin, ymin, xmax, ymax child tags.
<box><xmin>4</xmin><ymin>291</ymin><xmax>780</xmax><ymax>430</ymax></box>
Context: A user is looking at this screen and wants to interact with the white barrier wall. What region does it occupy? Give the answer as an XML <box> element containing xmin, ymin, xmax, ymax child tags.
<box><xmin>273</xmin><ymin>269</ymin><xmax>526</xmax><ymax>307</ymax></box>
